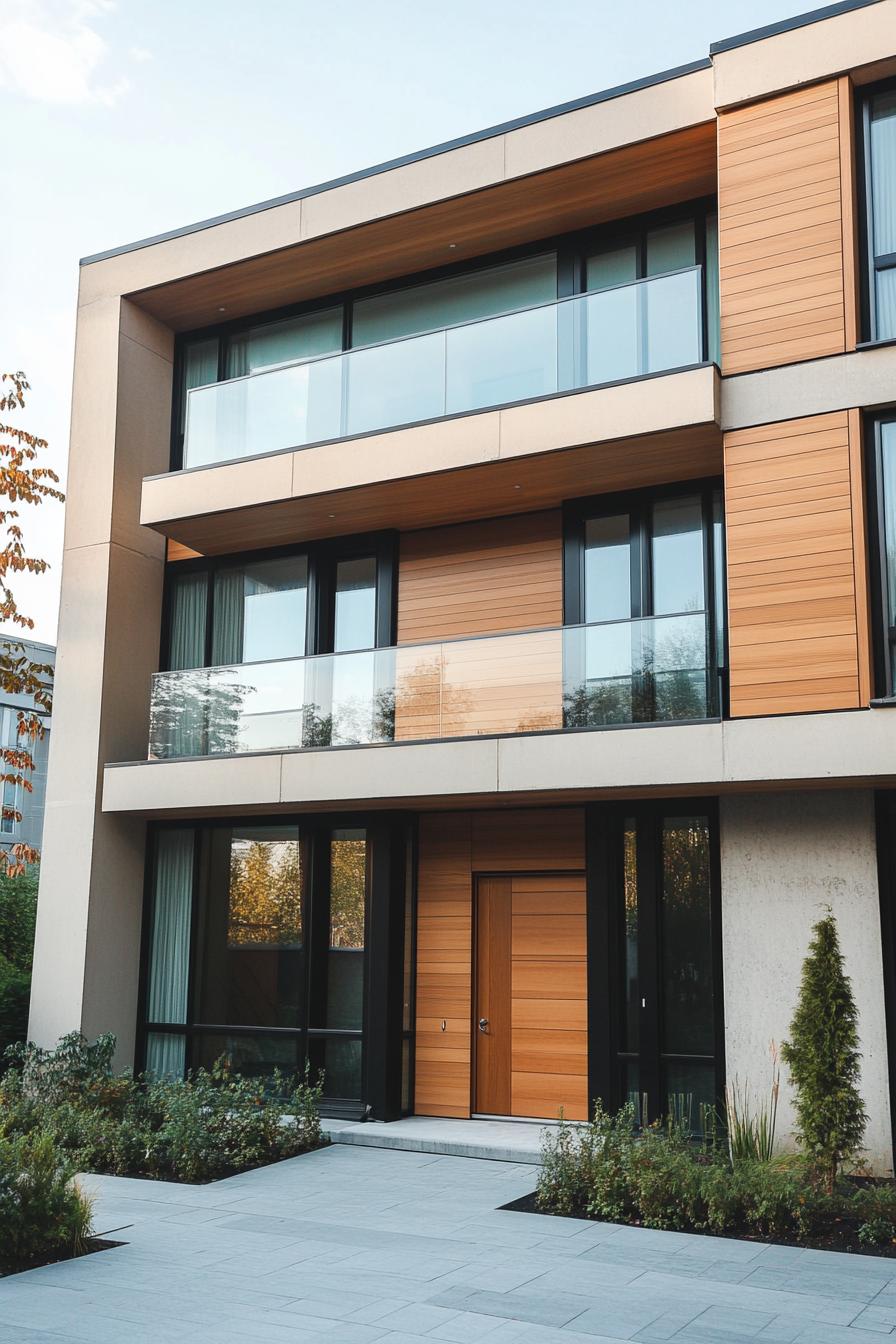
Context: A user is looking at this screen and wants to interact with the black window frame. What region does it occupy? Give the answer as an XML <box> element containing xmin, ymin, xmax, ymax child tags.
<box><xmin>169</xmin><ymin>197</ymin><xmax>719</xmax><ymax>470</ymax></box>
<box><xmin>159</xmin><ymin>530</ymin><xmax>398</xmax><ymax>674</ymax></box>
<box><xmin>562</xmin><ymin>479</ymin><xmax>727</xmax><ymax>722</ymax></box>
<box><xmin>586</xmin><ymin>797</ymin><xmax>725</xmax><ymax>1127</ymax></box>
<box><xmin>137</xmin><ymin>811</ymin><xmax>416</xmax><ymax>1121</ymax></box>
<box><xmin>858</xmin><ymin>77</ymin><xmax>896</xmax><ymax>344</ymax></box>
<box><xmin>866</xmin><ymin>411</ymin><xmax>896</xmax><ymax>698</ymax></box>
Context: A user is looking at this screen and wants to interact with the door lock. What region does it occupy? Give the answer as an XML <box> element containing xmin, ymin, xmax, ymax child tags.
<box><xmin>478</xmin><ymin>1018</ymin><xmax>489</xmax><ymax>1033</ymax></box>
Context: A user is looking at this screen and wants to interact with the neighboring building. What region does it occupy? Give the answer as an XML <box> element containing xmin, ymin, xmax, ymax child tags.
<box><xmin>0</xmin><ymin>639</ymin><xmax>54</xmax><ymax>858</ymax></box>
<box><xmin>27</xmin><ymin>1</ymin><xmax>896</xmax><ymax>1162</ymax></box>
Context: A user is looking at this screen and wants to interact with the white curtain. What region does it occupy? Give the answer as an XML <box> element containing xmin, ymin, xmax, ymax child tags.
<box><xmin>147</xmin><ymin>829</ymin><xmax>194</xmax><ymax>1026</ymax></box>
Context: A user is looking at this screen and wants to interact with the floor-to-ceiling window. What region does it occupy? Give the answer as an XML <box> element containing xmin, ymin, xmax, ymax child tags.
<box><xmin>563</xmin><ymin>482</ymin><xmax>726</xmax><ymax>726</ymax></box>
<box><xmin>151</xmin><ymin>534</ymin><xmax>395</xmax><ymax>757</ymax></box>
<box><xmin>862</xmin><ymin>83</ymin><xmax>896</xmax><ymax>341</ymax></box>
<box><xmin>868</xmin><ymin>414</ymin><xmax>896</xmax><ymax>697</ymax></box>
<box><xmin>589</xmin><ymin>801</ymin><xmax>723</xmax><ymax>1128</ymax></box>
<box><xmin>140</xmin><ymin>815</ymin><xmax>413</xmax><ymax>1117</ymax></box>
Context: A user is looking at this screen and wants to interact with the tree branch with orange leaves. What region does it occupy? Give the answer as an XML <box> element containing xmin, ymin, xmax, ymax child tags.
<box><xmin>0</xmin><ymin>372</ymin><xmax>64</xmax><ymax>875</ymax></box>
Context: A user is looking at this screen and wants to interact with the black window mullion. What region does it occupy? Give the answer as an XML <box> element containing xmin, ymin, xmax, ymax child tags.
<box><xmin>636</xmin><ymin>806</ymin><xmax>662</xmax><ymax>1122</ymax></box>
<box><xmin>701</xmin><ymin>487</ymin><xmax>717</xmax><ymax>717</ymax></box>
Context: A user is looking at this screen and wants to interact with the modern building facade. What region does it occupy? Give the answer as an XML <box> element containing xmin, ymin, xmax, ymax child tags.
<box><xmin>28</xmin><ymin>0</ymin><xmax>896</xmax><ymax>1164</ymax></box>
<box><xmin>0</xmin><ymin>639</ymin><xmax>54</xmax><ymax>859</ymax></box>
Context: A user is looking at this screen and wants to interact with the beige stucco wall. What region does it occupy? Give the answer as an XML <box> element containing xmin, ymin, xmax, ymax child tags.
<box><xmin>28</xmin><ymin>297</ymin><xmax>173</xmax><ymax>1065</ymax></box>
<box><xmin>102</xmin><ymin>708</ymin><xmax>896</xmax><ymax>818</ymax></box>
<box><xmin>720</xmin><ymin>790</ymin><xmax>892</xmax><ymax>1174</ymax></box>
<box><xmin>713</xmin><ymin>0</ymin><xmax>896</xmax><ymax>109</ymax></box>
<box><xmin>141</xmin><ymin>365</ymin><xmax>719</xmax><ymax>530</ymax></box>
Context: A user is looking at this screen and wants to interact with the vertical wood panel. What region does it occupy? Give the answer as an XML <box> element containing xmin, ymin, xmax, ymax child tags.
<box><xmin>474</xmin><ymin>878</ymin><xmax>512</xmax><ymax>1115</ymax></box>
<box><xmin>725</xmin><ymin>411</ymin><xmax>870</xmax><ymax>716</ymax></box>
<box><xmin>414</xmin><ymin>813</ymin><xmax>472</xmax><ymax>1118</ymax></box>
<box><xmin>718</xmin><ymin>80</ymin><xmax>852</xmax><ymax>374</ymax></box>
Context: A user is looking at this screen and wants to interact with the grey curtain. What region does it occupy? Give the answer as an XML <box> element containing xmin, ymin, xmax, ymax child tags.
<box><xmin>147</xmin><ymin>829</ymin><xmax>194</xmax><ymax>1028</ymax></box>
<box><xmin>212</xmin><ymin>569</ymin><xmax>246</xmax><ymax>666</ymax></box>
<box><xmin>145</xmin><ymin>1032</ymin><xmax>186</xmax><ymax>1082</ymax></box>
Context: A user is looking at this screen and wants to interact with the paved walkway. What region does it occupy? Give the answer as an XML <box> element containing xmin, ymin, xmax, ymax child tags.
<box><xmin>2</xmin><ymin>1143</ymin><xmax>896</xmax><ymax>1343</ymax></box>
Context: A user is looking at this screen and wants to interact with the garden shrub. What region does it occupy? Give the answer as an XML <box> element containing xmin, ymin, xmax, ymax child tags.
<box><xmin>0</xmin><ymin>1033</ymin><xmax>324</xmax><ymax>1184</ymax></box>
<box><xmin>535</xmin><ymin>1102</ymin><xmax>893</xmax><ymax>1249</ymax></box>
<box><xmin>0</xmin><ymin>1129</ymin><xmax>93</xmax><ymax>1270</ymax></box>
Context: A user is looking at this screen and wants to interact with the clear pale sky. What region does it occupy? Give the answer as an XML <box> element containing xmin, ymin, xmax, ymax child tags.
<box><xmin>2</xmin><ymin>0</ymin><xmax>818</xmax><ymax>643</ymax></box>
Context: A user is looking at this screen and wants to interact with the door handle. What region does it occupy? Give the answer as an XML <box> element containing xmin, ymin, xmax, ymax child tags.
<box><xmin>478</xmin><ymin>1018</ymin><xmax>489</xmax><ymax>1033</ymax></box>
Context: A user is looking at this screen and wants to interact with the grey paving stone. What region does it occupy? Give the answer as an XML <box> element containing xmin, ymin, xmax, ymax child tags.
<box><xmin>6</xmin><ymin>1143</ymin><xmax>896</xmax><ymax>1344</ymax></box>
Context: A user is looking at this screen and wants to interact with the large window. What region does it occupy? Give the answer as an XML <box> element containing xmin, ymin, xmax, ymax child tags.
<box><xmin>171</xmin><ymin>202</ymin><xmax>719</xmax><ymax>468</ymax></box>
<box><xmin>141</xmin><ymin>817</ymin><xmax>414</xmax><ymax>1117</ymax></box>
<box><xmin>862</xmin><ymin>86</ymin><xmax>896</xmax><ymax>341</ymax></box>
<box><xmin>563</xmin><ymin>483</ymin><xmax>726</xmax><ymax>725</ymax></box>
<box><xmin>590</xmin><ymin>801</ymin><xmax>723</xmax><ymax>1128</ymax></box>
<box><xmin>869</xmin><ymin>415</ymin><xmax>896</xmax><ymax>696</ymax></box>
<box><xmin>163</xmin><ymin>536</ymin><xmax>394</xmax><ymax>673</ymax></box>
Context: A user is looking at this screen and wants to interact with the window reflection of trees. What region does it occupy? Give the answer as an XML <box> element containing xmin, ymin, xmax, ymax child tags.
<box><xmin>227</xmin><ymin>838</ymin><xmax>303</xmax><ymax>948</ymax></box>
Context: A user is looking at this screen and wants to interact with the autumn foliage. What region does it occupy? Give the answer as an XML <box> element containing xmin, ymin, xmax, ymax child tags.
<box><xmin>0</xmin><ymin>373</ymin><xmax>63</xmax><ymax>874</ymax></box>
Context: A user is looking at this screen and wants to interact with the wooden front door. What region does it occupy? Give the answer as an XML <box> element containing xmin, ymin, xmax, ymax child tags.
<box><xmin>474</xmin><ymin>873</ymin><xmax>588</xmax><ymax>1120</ymax></box>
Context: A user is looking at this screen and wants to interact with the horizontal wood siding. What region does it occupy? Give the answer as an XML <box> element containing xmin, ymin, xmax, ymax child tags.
<box><xmin>725</xmin><ymin>411</ymin><xmax>871</xmax><ymax>716</ymax></box>
<box><xmin>414</xmin><ymin>807</ymin><xmax>586</xmax><ymax>1118</ymax></box>
<box><xmin>718</xmin><ymin>80</ymin><xmax>852</xmax><ymax>374</ymax></box>
<box><xmin>397</xmin><ymin>511</ymin><xmax>563</xmax><ymax>642</ymax></box>
<box><xmin>395</xmin><ymin>512</ymin><xmax>563</xmax><ymax>742</ymax></box>
<box><xmin>511</xmin><ymin>874</ymin><xmax>588</xmax><ymax>1122</ymax></box>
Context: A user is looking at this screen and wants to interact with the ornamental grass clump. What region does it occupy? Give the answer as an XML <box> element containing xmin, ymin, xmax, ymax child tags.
<box><xmin>780</xmin><ymin>910</ymin><xmax>866</xmax><ymax>1194</ymax></box>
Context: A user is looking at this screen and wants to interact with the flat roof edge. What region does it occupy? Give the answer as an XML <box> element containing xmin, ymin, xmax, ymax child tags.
<box><xmin>709</xmin><ymin>0</ymin><xmax>880</xmax><ymax>55</ymax></box>
<box><xmin>78</xmin><ymin>56</ymin><xmax>712</xmax><ymax>268</ymax></box>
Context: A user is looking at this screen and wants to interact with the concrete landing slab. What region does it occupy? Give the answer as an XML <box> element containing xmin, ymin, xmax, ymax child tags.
<box><xmin>324</xmin><ymin>1115</ymin><xmax>552</xmax><ymax>1163</ymax></box>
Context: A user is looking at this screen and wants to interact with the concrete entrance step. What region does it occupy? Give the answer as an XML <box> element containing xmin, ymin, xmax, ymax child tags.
<box><xmin>324</xmin><ymin>1115</ymin><xmax>552</xmax><ymax>1164</ymax></box>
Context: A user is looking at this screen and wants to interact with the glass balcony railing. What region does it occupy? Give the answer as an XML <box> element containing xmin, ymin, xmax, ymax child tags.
<box><xmin>148</xmin><ymin>613</ymin><xmax>715</xmax><ymax>760</ymax></box>
<box><xmin>182</xmin><ymin>267</ymin><xmax>704</xmax><ymax>470</ymax></box>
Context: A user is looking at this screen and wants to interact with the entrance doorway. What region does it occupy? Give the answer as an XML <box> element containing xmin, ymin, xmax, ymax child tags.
<box><xmin>474</xmin><ymin>873</ymin><xmax>588</xmax><ymax>1120</ymax></box>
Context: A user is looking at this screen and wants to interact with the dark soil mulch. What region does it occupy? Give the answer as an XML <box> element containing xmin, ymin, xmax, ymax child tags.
<box><xmin>500</xmin><ymin>1190</ymin><xmax>896</xmax><ymax>1258</ymax></box>
<box><xmin>0</xmin><ymin>1238</ymin><xmax>124</xmax><ymax>1279</ymax></box>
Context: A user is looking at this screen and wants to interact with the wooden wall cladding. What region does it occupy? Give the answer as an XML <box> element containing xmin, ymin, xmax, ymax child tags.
<box><xmin>413</xmin><ymin>807</ymin><xmax>586</xmax><ymax>1118</ymax></box>
<box><xmin>397</xmin><ymin>510</ymin><xmax>563</xmax><ymax>642</ymax></box>
<box><xmin>414</xmin><ymin>813</ymin><xmax>473</xmax><ymax>1119</ymax></box>
<box><xmin>510</xmin><ymin>874</ymin><xmax>588</xmax><ymax>1122</ymax></box>
<box><xmin>725</xmin><ymin>410</ymin><xmax>872</xmax><ymax>716</ymax></box>
<box><xmin>717</xmin><ymin>77</ymin><xmax>857</xmax><ymax>374</ymax></box>
<box><xmin>394</xmin><ymin>511</ymin><xmax>564</xmax><ymax>743</ymax></box>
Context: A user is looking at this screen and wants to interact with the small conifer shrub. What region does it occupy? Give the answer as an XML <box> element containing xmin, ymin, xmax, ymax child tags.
<box><xmin>781</xmin><ymin>910</ymin><xmax>866</xmax><ymax>1193</ymax></box>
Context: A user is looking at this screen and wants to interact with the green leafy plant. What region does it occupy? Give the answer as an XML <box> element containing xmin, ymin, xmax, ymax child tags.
<box><xmin>0</xmin><ymin>1033</ymin><xmax>325</xmax><ymax>1184</ymax></box>
<box><xmin>781</xmin><ymin>911</ymin><xmax>867</xmax><ymax>1193</ymax></box>
<box><xmin>858</xmin><ymin>1216</ymin><xmax>896</xmax><ymax>1247</ymax></box>
<box><xmin>0</xmin><ymin>1129</ymin><xmax>93</xmax><ymax>1270</ymax></box>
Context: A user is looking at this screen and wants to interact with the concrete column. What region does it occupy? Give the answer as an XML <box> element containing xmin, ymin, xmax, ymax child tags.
<box><xmin>28</xmin><ymin>294</ymin><xmax>173</xmax><ymax>1065</ymax></box>
<box><xmin>720</xmin><ymin>790</ymin><xmax>892</xmax><ymax>1174</ymax></box>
